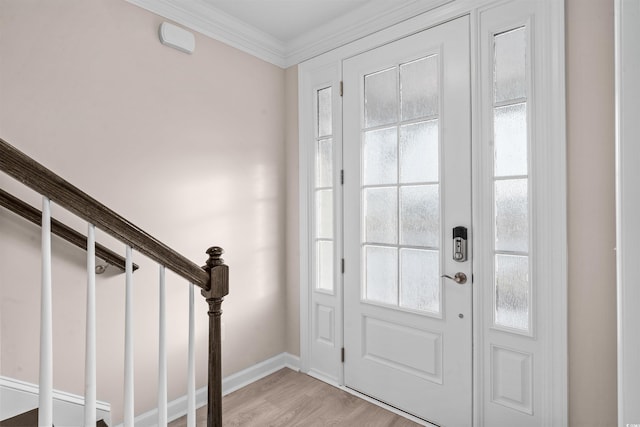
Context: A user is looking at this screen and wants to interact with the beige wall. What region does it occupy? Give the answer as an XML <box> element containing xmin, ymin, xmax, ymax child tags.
<box><xmin>566</xmin><ymin>0</ymin><xmax>617</xmax><ymax>426</ymax></box>
<box><xmin>0</xmin><ymin>0</ymin><xmax>287</xmax><ymax>423</ymax></box>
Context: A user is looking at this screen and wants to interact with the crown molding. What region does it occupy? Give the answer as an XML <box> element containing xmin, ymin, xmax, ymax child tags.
<box><xmin>284</xmin><ymin>0</ymin><xmax>454</xmax><ymax>67</ymax></box>
<box><xmin>126</xmin><ymin>0</ymin><xmax>288</xmax><ymax>67</ymax></box>
<box><xmin>126</xmin><ymin>0</ymin><xmax>455</xmax><ymax>68</ymax></box>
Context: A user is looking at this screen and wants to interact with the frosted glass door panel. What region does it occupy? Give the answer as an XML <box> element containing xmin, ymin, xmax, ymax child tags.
<box><xmin>365</xmin><ymin>68</ymin><xmax>398</xmax><ymax>127</ymax></box>
<box><xmin>364</xmin><ymin>245</ymin><xmax>398</xmax><ymax>304</ymax></box>
<box><xmin>400</xmin><ymin>185</ymin><xmax>440</xmax><ymax>247</ymax></box>
<box><xmin>495</xmin><ymin>179</ymin><xmax>528</xmax><ymax>252</ymax></box>
<box><xmin>400</xmin><ymin>55</ymin><xmax>439</xmax><ymax>120</ymax></box>
<box><xmin>364</xmin><ymin>187</ymin><xmax>397</xmax><ymax>244</ymax></box>
<box><xmin>494</xmin><ymin>103</ymin><xmax>528</xmax><ymax>177</ymax></box>
<box><xmin>363</xmin><ymin>128</ymin><xmax>398</xmax><ymax>185</ymax></box>
<box><xmin>400</xmin><ymin>121</ymin><xmax>439</xmax><ymax>183</ymax></box>
<box><xmin>400</xmin><ymin>248</ymin><xmax>440</xmax><ymax>313</ymax></box>
<box><xmin>495</xmin><ymin>254</ymin><xmax>529</xmax><ymax>330</ymax></box>
<box><xmin>494</xmin><ymin>27</ymin><xmax>526</xmax><ymax>103</ymax></box>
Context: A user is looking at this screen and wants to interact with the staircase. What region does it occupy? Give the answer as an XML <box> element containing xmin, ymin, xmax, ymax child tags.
<box><xmin>0</xmin><ymin>137</ymin><xmax>229</xmax><ymax>426</ymax></box>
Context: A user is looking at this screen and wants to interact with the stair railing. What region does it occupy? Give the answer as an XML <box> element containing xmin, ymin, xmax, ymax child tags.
<box><xmin>0</xmin><ymin>137</ymin><xmax>229</xmax><ymax>427</ymax></box>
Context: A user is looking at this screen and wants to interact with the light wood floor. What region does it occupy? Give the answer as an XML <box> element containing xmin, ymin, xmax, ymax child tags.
<box><xmin>168</xmin><ymin>368</ymin><xmax>422</xmax><ymax>426</ymax></box>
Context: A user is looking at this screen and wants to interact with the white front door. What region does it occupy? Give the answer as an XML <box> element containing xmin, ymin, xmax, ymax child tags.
<box><xmin>343</xmin><ymin>16</ymin><xmax>471</xmax><ymax>427</ymax></box>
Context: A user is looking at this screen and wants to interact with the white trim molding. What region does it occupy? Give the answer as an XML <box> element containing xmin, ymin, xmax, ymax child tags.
<box><xmin>615</xmin><ymin>0</ymin><xmax>640</xmax><ymax>425</ymax></box>
<box><xmin>125</xmin><ymin>0</ymin><xmax>453</xmax><ymax>68</ymax></box>
<box><xmin>284</xmin><ymin>0</ymin><xmax>453</xmax><ymax>67</ymax></box>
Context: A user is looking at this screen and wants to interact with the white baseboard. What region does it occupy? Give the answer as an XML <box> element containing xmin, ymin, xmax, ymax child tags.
<box><xmin>0</xmin><ymin>376</ymin><xmax>111</xmax><ymax>425</ymax></box>
<box><xmin>222</xmin><ymin>351</ymin><xmax>300</xmax><ymax>396</ymax></box>
<box><xmin>127</xmin><ymin>352</ymin><xmax>300</xmax><ymax>427</ymax></box>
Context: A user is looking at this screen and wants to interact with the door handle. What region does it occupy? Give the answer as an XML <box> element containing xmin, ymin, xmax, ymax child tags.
<box><xmin>441</xmin><ymin>272</ymin><xmax>467</xmax><ymax>285</ymax></box>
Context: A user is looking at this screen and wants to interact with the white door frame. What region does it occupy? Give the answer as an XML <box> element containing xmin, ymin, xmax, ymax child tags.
<box><xmin>615</xmin><ymin>1</ymin><xmax>640</xmax><ymax>424</ymax></box>
<box><xmin>298</xmin><ymin>1</ymin><xmax>566</xmax><ymax>425</ymax></box>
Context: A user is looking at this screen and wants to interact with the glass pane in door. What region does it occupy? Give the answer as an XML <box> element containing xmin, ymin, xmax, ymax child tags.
<box><xmin>363</xmin><ymin>127</ymin><xmax>397</xmax><ymax>185</ymax></box>
<box><xmin>365</xmin><ymin>68</ymin><xmax>398</xmax><ymax>128</ymax></box>
<box><xmin>400</xmin><ymin>185</ymin><xmax>439</xmax><ymax>247</ymax></box>
<box><xmin>400</xmin><ymin>248</ymin><xmax>440</xmax><ymax>312</ymax></box>
<box><xmin>363</xmin><ymin>187</ymin><xmax>397</xmax><ymax>244</ymax></box>
<box><xmin>400</xmin><ymin>55</ymin><xmax>439</xmax><ymax>120</ymax></box>
<box><xmin>399</xmin><ymin>120</ymin><xmax>439</xmax><ymax>183</ymax></box>
<box><xmin>364</xmin><ymin>245</ymin><xmax>398</xmax><ymax>304</ymax></box>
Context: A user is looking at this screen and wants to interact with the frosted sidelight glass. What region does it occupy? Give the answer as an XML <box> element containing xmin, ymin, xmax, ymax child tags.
<box><xmin>400</xmin><ymin>120</ymin><xmax>439</xmax><ymax>183</ymax></box>
<box><xmin>316</xmin><ymin>138</ymin><xmax>333</xmax><ymax>188</ymax></box>
<box><xmin>400</xmin><ymin>55</ymin><xmax>439</xmax><ymax>121</ymax></box>
<box><xmin>495</xmin><ymin>179</ymin><xmax>528</xmax><ymax>252</ymax></box>
<box><xmin>365</xmin><ymin>68</ymin><xmax>398</xmax><ymax>128</ymax></box>
<box><xmin>400</xmin><ymin>249</ymin><xmax>440</xmax><ymax>313</ymax></box>
<box><xmin>364</xmin><ymin>187</ymin><xmax>397</xmax><ymax>244</ymax></box>
<box><xmin>494</xmin><ymin>27</ymin><xmax>526</xmax><ymax>103</ymax></box>
<box><xmin>400</xmin><ymin>185</ymin><xmax>439</xmax><ymax>247</ymax></box>
<box><xmin>316</xmin><ymin>189</ymin><xmax>333</xmax><ymax>239</ymax></box>
<box><xmin>363</xmin><ymin>127</ymin><xmax>398</xmax><ymax>185</ymax></box>
<box><xmin>364</xmin><ymin>245</ymin><xmax>398</xmax><ymax>305</ymax></box>
<box><xmin>494</xmin><ymin>103</ymin><xmax>527</xmax><ymax>177</ymax></box>
<box><xmin>495</xmin><ymin>254</ymin><xmax>529</xmax><ymax>330</ymax></box>
<box><xmin>316</xmin><ymin>241</ymin><xmax>334</xmax><ymax>291</ymax></box>
<box><xmin>318</xmin><ymin>87</ymin><xmax>332</xmax><ymax>137</ymax></box>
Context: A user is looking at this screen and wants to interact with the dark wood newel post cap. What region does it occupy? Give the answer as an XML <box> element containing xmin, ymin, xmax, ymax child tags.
<box><xmin>206</xmin><ymin>246</ymin><xmax>225</xmax><ymax>268</ymax></box>
<box><xmin>202</xmin><ymin>246</ymin><xmax>229</xmax><ymax>298</ymax></box>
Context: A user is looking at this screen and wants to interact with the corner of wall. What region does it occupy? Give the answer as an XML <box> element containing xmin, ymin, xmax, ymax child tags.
<box><xmin>284</xmin><ymin>65</ymin><xmax>301</xmax><ymax>357</ymax></box>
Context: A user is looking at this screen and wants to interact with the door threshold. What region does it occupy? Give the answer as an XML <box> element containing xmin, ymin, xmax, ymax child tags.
<box><xmin>305</xmin><ymin>370</ymin><xmax>437</xmax><ymax>427</ymax></box>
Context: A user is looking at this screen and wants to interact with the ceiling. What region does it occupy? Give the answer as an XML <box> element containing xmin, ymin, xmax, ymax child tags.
<box><xmin>126</xmin><ymin>0</ymin><xmax>450</xmax><ymax>67</ymax></box>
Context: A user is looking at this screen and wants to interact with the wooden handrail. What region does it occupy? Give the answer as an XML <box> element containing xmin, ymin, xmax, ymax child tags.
<box><xmin>0</xmin><ymin>138</ymin><xmax>209</xmax><ymax>289</ymax></box>
<box><xmin>0</xmin><ymin>188</ymin><xmax>138</xmax><ymax>272</ymax></box>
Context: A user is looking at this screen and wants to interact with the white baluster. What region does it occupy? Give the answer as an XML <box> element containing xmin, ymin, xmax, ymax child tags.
<box><xmin>84</xmin><ymin>224</ymin><xmax>97</xmax><ymax>427</ymax></box>
<box><xmin>124</xmin><ymin>246</ymin><xmax>134</xmax><ymax>427</ymax></box>
<box><xmin>187</xmin><ymin>283</ymin><xmax>196</xmax><ymax>427</ymax></box>
<box><xmin>158</xmin><ymin>266</ymin><xmax>167</xmax><ymax>426</ymax></box>
<box><xmin>39</xmin><ymin>197</ymin><xmax>53</xmax><ymax>427</ymax></box>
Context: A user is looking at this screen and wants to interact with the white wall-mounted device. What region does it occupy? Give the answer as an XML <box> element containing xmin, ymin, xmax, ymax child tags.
<box><xmin>158</xmin><ymin>22</ymin><xmax>195</xmax><ymax>54</ymax></box>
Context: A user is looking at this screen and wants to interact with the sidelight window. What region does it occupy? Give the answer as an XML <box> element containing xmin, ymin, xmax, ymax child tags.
<box><xmin>492</xmin><ymin>27</ymin><xmax>531</xmax><ymax>332</ymax></box>
<box><xmin>315</xmin><ymin>87</ymin><xmax>334</xmax><ymax>293</ymax></box>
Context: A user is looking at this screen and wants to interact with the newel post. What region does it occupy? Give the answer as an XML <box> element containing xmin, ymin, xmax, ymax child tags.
<box><xmin>202</xmin><ymin>246</ymin><xmax>229</xmax><ymax>427</ymax></box>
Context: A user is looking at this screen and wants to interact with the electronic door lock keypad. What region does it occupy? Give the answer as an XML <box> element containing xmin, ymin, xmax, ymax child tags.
<box><xmin>453</xmin><ymin>226</ymin><xmax>468</xmax><ymax>262</ymax></box>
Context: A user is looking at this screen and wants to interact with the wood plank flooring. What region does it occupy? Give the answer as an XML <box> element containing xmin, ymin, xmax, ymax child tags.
<box><xmin>168</xmin><ymin>368</ymin><xmax>423</xmax><ymax>427</ymax></box>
